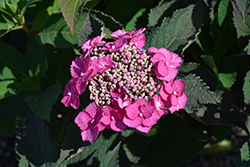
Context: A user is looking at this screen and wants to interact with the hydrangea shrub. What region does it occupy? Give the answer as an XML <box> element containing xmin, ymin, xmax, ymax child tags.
<box><xmin>0</xmin><ymin>0</ymin><xmax>250</xmax><ymax>166</ymax></box>
<box><xmin>62</xmin><ymin>29</ymin><xmax>187</xmax><ymax>143</ymax></box>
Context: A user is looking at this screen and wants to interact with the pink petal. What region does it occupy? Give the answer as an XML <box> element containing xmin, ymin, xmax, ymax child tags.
<box><xmin>110</xmin><ymin>120</ymin><xmax>127</xmax><ymax>132</ymax></box>
<box><xmin>171</xmin><ymin>95</ymin><xmax>178</xmax><ymax>106</ymax></box>
<box><xmin>61</xmin><ymin>96</ymin><xmax>70</xmax><ymax>107</ymax></box>
<box><xmin>125</xmin><ymin>103</ymin><xmax>140</xmax><ymax>120</ymax></box>
<box><xmin>150</xmin><ymin>52</ymin><xmax>165</xmax><ymax>63</ymax></box>
<box><xmin>172</xmin><ymin>79</ymin><xmax>185</xmax><ymax>92</ymax></box>
<box><xmin>169</xmin><ymin>52</ymin><xmax>182</xmax><ymax>67</ymax></box>
<box><xmin>81</xmin><ymin>128</ymin><xmax>99</xmax><ymax>144</ymax></box>
<box><xmin>160</xmin><ymin>67</ymin><xmax>178</xmax><ymax>82</ymax></box>
<box><xmin>75</xmin><ymin>81</ymin><xmax>87</xmax><ymax>95</ymax></box>
<box><xmin>75</xmin><ymin>111</ymin><xmax>92</xmax><ymax>130</ymax></box>
<box><xmin>148</xmin><ymin>47</ymin><xmax>158</xmax><ymax>53</ymax></box>
<box><xmin>123</xmin><ymin>116</ymin><xmax>142</xmax><ymax>128</ymax></box>
<box><xmin>136</xmin><ymin>125</ymin><xmax>151</xmax><ymax>133</ymax></box>
<box><xmin>156</xmin><ymin>61</ymin><xmax>169</xmax><ymax>76</ymax></box>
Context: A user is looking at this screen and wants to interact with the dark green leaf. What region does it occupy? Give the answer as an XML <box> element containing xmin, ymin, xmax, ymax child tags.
<box><xmin>140</xmin><ymin>115</ymin><xmax>208</xmax><ymax>167</ymax></box>
<box><xmin>46</xmin><ymin>47</ymin><xmax>76</xmax><ymax>86</ymax></box>
<box><xmin>0</xmin><ymin>41</ymin><xmax>28</xmax><ymax>79</ymax></box>
<box><xmin>104</xmin><ymin>0</ymin><xmax>153</xmax><ymax>27</ymax></box>
<box><xmin>28</xmin><ymin>37</ymin><xmax>49</xmax><ymax>77</ymax></box>
<box><xmin>144</xmin><ymin>2</ymin><xmax>205</xmax><ymax>55</ymax></box>
<box><xmin>78</xmin><ymin>13</ymin><xmax>103</xmax><ymax>47</ymax></box>
<box><xmin>20</xmin><ymin>0</ymin><xmax>41</xmax><ymax>8</ymax></box>
<box><xmin>15</xmin><ymin>112</ymin><xmax>60</xmax><ymax>166</ymax></box>
<box><xmin>25</xmin><ymin>83</ymin><xmax>62</xmax><ymax>122</ymax></box>
<box><xmin>193</xmin><ymin>90</ymin><xmax>248</xmax><ymax>134</ymax></box>
<box><xmin>0</xmin><ymin>93</ymin><xmax>31</xmax><ymax>136</ymax></box>
<box><xmin>98</xmin><ymin>141</ymin><xmax>121</xmax><ymax>167</ymax></box>
<box><xmin>243</xmin><ymin>70</ymin><xmax>250</xmax><ymax>104</ymax></box>
<box><xmin>57</xmin><ymin>0</ymin><xmax>88</xmax><ymax>35</ymax></box>
<box><xmin>182</xmin><ymin>74</ymin><xmax>218</xmax><ymax>113</ymax></box>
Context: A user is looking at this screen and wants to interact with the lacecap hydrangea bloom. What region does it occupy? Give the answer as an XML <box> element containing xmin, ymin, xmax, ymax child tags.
<box><xmin>61</xmin><ymin>28</ymin><xmax>188</xmax><ymax>143</ymax></box>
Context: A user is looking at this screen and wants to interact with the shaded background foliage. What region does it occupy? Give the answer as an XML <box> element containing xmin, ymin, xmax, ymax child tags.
<box><xmin>0</xmin><ymin>0</ymin><xmax>250</xmax><ymax>166</ymax></box>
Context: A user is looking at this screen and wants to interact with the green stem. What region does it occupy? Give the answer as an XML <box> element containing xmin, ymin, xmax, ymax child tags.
<box><xmin>22</xmin><ymin>24</ymin><xmax>32</xmax><ymax>36</ymax></box>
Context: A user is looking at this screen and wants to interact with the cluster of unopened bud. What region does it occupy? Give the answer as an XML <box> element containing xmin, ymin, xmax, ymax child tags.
<box><xmin>89</xmin><ymin>43</ymin><xmax>160</xmax><ymax>106</ymax></box>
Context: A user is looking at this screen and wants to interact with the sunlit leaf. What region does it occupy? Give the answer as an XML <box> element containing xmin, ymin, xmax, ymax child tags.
<box><xmin>98</xmin><ymin>141</ymin><xmax>121</xmax><ymax>167</ymax></box>
<box><xmin>236</xmin><ymin>139</ymin><xmax>250</xmax><ymax>167</ymax></box>
<box><xmin>144</xmin><ymin>3</ymin><xmax>205</xmax><ymax>55</ymax></box>
<box><xmin>243</xmin><ymin>70</ymin><xmax>250</xmax><ymax>104</ymax></box>
<box><xmin>182</xmin><ymin>74</ymin><xmax>218</xmax><ymax>113</ymax></box>
<box><xmin>57</xmin><ymin>0</ymin><xmax>88</xmax><ymax>35</ymax></box>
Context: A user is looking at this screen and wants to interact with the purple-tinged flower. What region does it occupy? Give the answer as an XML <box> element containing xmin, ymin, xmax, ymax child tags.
<box><xmin>102</xmin><ymin>38</ymin><xmax>127</xmax><ymax>52</ymax></box>
<box><xmin>81</xmin><ymin>34</ymin><xmax>106</xmax><ymax>57</ymax></box>
<box><xmin>74</xmin><ymin>102</ymin><xmax>105</xmax><ymax>143</ymax></box>
<box><xmin>111</xmin><ymin>28</ymin><xmax>146</xmax><ymax>47</ymax></box>
<box><xmin>70</xmin><ymin>56</ymin><xmax>95</xmax><ymax>94</ymax></box>
<box><xmin>159</xmin><ymin>79</ymin><xmax>188</xmax><ymax>113</ymax></box>
<box><xmin>61</xmin><ymin>79</ymin><xmax>79</xmax><ymax>109</ymax></box>
<box><xmin>91</xmin><ymin>55</ymin><xmax>115</xmax><ymax>74</ymax></box>
<box><xmin>123</xmin><ymin>98</ymin><xmax>161</xmax><ymax>133</ymax></box>
<box><xmin>101</xmin><ymin>105</ymin><xmax>127</xmax><ymax>132</ymax></box>
<box><xmin>150</xmin><ymin>47</ymin><xmax>182</xmax><ymax>82</ymax></box>
<box><xmin>151</xmin><ymin>94</ymin><xmax>166</xmax><ymax>116</ymax></box>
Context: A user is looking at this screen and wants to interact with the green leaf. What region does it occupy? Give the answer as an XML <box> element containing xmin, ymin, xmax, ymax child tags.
<box><xmin>182</xmin><ymin>74</ymin><xmax>218</xmax><ymax>113</ymax></box>
<box><xmin>147</xmin><ymin>0</ymin><xmax>177</xmax><ymax>27</ymax></box>
<box><xmin>78</xmin><ymin>12</ymin><xmax>103</xmax><ymax>47</ymax></box>
<box><xmin>243</xmin><ymin>70</ymin><xmax>250</xmax><ymax>104</ymax></box>
<box><xmin>98</xmin><ymin>142</ymin><xmax>121</xmax><ymax>167</ymax></box>
<box><xmin>218</xmin><ymin>57</ymin><xmax>237</xmax><ymax>89</ymax></box>
<box><xmin>28</xmin><ymin>37</ymin><xmax>49</xmax><ymax>77</ymax></box>
<box><xmin>233</xmin><ymin>2</ymin><xmax>250</xmax><ymax>37</ymax></box>
<box><xmin>31</xmin><ymin>9</ymin><xmax>49</xmax><ymax>31</ymax></box>
<box><xmin>57</xmin><ymin>0</ymin><xmax>88</xmax><ymax>35</ymax></box>
<box><xmin>144</xmin><ymin>3</ymin><xmax>205</xmax><ymax>55</ymax></box>
<box><xmin>0</xmin><ymin>41</ymin><xmax>28</xmax><ymax>79</ymax></box>
<box><xmin>0</xmin><ymin>93</ymin><xmax>31</xmax><ymax>136</ymax></box>
<box><xmin>193</xmin><ymin>90</ymin><xmax>248</xmax><ymax>133</ymax></box>
<box><xmin>36</xmin><ymin>13</ymin><xmax>81</xmax><ymax>48</ymax></box>
<box><xmin>104</xmin><ymin>0</ymin><xmax>153</xmax><ymax>27</ymax></box>
<box><xmin>0</xmin><ymin>80</ymin><xmax>15</xmax><ymax>99</ymax></box>
<box><xmin>56</xmin><ymin>122</ymin><xmax>86</xmax><ymax>167</ymax></box>
<box><xmin>210</xmin><ymin>0</ymin><xmax>237</xmax><ymax>64</ymax></box>
<box><xmin>236</xmin><ymin>139</ymin><xmax>250</xmax><ymax>167</ymax></box>
<box><xmin>20</xmin><ymin>0</ymin><xmax>41</xmax><ymax>6</ymax></box>
<box><xmin>140</xmin><ymin>115</ymin><xmax>208</xmax><ymax>167</ymax></box>
<box><xmin>201</xmin><ymin>55</ymin><xmax>218</xmax><ymax>75</ymax></box>
<box><xmin>25</xmin><ymin>83</ymin><xmax>62</xmax><ymax>122</ymax></box>
<box><xmin>125</xmin><ymin>8</ymin><xmax>146</xmax><ymax>31</ymax></box>
<box><xmin>46</xmin><ymin>47</ymin><xmax>76</xmax><ymax>86</ymax></box>
<box><xmin>62</xmin><ymin>130</ymin><xmax>118</xmax><ymax>166</ymax></box>
<box><xmin>47</xmin><ymin>0</ymin><xmax>60</xmax><ymax>15</ymax></box>
<box><xmin>15</xmin><ymin>112</ymin><xmax>60</xmax><ymax>166</ymax></box>
<box><xmin>235</xmin><ymin>0</ymin><xmax>250</xmax><ymax>22</ymax></box>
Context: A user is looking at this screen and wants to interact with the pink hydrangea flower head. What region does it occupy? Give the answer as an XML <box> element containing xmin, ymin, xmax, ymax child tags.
<box><xmin>101</xmin><ymin>105</ymin><xmax>127</xmax><ymax>132</ymax></box>
<box><xmin>150</xmin><ymin>47</ymin><xmax>182</xmax><ymax>81</ymax></box>
<box><xmin>81</xmin><ymin>34</ymin><xmax>106</xmax><ymax>56</ymax></box>
<box><xmin>61</xmin><ymin>79</ymin><xmax>79</xmax><ymax>109</ymax></box>
<box><xmin>123</xmin><ymin>98</ymin><xmax>161</xmax><ymax>133</ymax></box>
<box><xmin>90</xmin><ymin>55</ymin><xmax>115</xmax><ymax>74</ymax></box>
<box><xmin>159</xmin><ymin>79</ymin><xmax>188</xmax><ymax>113</ymax></box>
<box><xmin>151</xmin><ymin>94</ymin><xmax>166</xmax><ymax>116</ymax></box>
<box><xmin>74</xmin><ymin>102</ymin><xmax>105</xmax><ymax>143</ymax></box>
